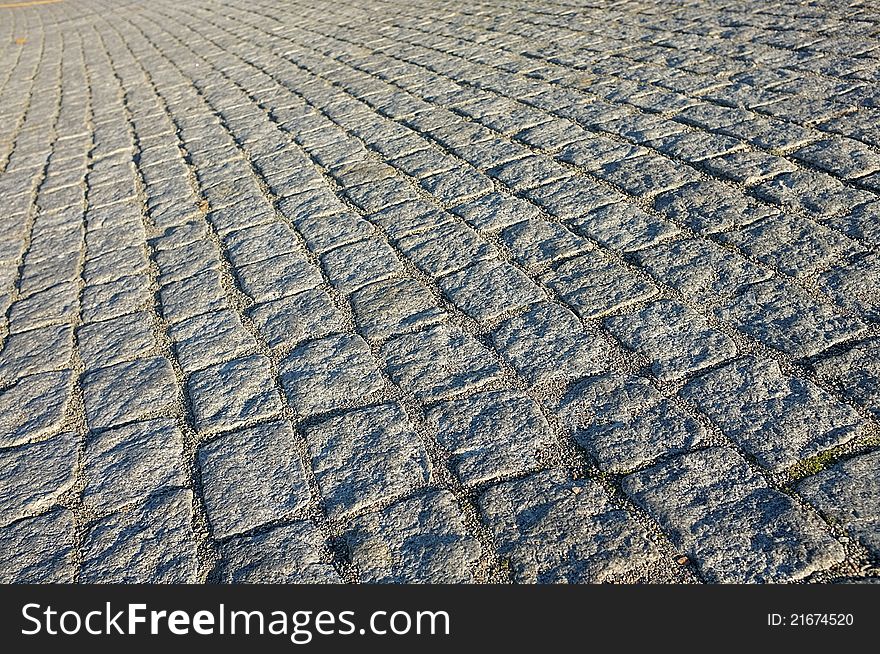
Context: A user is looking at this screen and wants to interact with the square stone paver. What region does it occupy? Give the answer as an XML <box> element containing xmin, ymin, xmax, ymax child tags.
<box><xmin>280</xmin><ymin>334</ymin><xmax>385</xmax><ymax>417</ymax></box>
<box><xmin>303</xmin><ymin>403</ymin><xmax>431</xmax><ymax>521</ymax></box>
<box><xmin>187</xmin><ymin>355</ymin><xmax>282</xmax><ymax>433</ymax></box>
<box><xmin>480</xmin><ymin>469</ymin><xmax>664</xmax><ymax>583</ymax></box>
<box><xmin>199</xmin><ymin>420</ymin><xmax>310</xmax><ymax>538</ymax></box>
<box><xmin>623</xmin><ymin>447</ymin><xmax>844</xmax><ymax>583</ymax></box>
<box><xmin>347</xmin><ymin>489</ymin><xmax>482</xmax><ymax>583</ymax></box>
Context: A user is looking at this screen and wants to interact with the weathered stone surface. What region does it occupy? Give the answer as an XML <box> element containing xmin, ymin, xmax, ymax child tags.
<box><xmin>187</xmin><ymin>355</ymin><xmax>282</xmax><ymax>433</ymax></box>
<box><xmin>719</xmin><ymin>213</ymin><xmax>855</xmax><ymax>277</ymax></box>
<box><xmin>480</xmin><ymin>469</ymin><xmax>663</xmax><ymax>583</ymax></box>
<box><xmin>752</xmin><ymin>170</ymin><xmax>871</xmax><ymax>217</ymax></box>
<box><xmin>77</xmin><ymin>311</ymin><xmax>156</xmax><ymax>371</ymax></box>
<box><xmin>82</xmin><ymin>419</ymin><xmax>186</xmax><ymax>515</ymax></box>
<box><xmin>347</xmin><ymin>489</ymin><xmax>482</xmax><ymax>582</ymax></box>
<box><xmin>633</xmin><ymin>237</ymin><xmax>772</xmax><ymax>305</ymax></box>
<box><xmin>500</xmin><ymin>218</ymin><xmax>590</xmax><ymax>270</ymax></box>
<box><xmin>654</xmin><ymin>180</ymin><xmax>776</xmax><ymax>234</ymax></box>
<box><xmin>80</xmin><ymin>489</ymin><xmax>200</xmax><ymax>583</ymax></box>
<box><xmin>541</xmin><ymin>252</ymin><xmax>659</xmax><ymax>319</ymax></box>
<box><xmin>154</xmin><ymin>239</ymin><xmax>220</xmax><ymax>283</ymax></box>
<box><xmin>715</xmin><ymin>278</ymin><xmax>866</xmax><ymax>358</ymax></box>
<box><xmin>280</xmin><ymin>334</ymin><xmax>385</xmax><ymax>416</ymax></box>
<box><xmin>0</xmin><ymin>509</ymin><xmax>76</xmax><ymax>583</ymax></box>
<box><xmin>236</xmin><ymin>253</ymin><xmax>323</xmax><ymax>302</ymax></box>
<box><xmin>2</xmin><ymin>0</ymin><xmax>878</xmax><ymax>584</ymax></box>
<box><xmin>82</xmin><ymin>357</ymin><xmax>177</xmax><ymax>431</ymax></box>
<box><xmin>0</xmin><ymin>432</ymin><xmax>79</xmax><ymax>526</ymax></box>
<box><xmin>452</xmin><ymin>191</ymin><xmax>540</xmax><ymax>232</ymax></box>
<box><xmin>199</xmin><ymin>420</ymin><xmax>310</xmax><ymax>538</ymax></box>
<box><xmin>218</xmin><ymin>521</ymin><xmax>341</xmax><ymax>583</ymax></box>
<box><xmin>427</xmin><ymin>390</ymin><xmax>554</xmax><ymax>485</ymax></box>
<box><xmin>396</xmin><ymin>221</ymin><xmax>495</xmax><ymax>277</ymax></box>
<box><xmin>8</xmin><ymin>281</ymin><xmax>78</xmax><ymax>333</ymax></box>
<box><xmin>440</xmin><ymin>260</ymin><xmax>544</xmax><ymax>322</ymax></box>
<box><xmin>350</xmin><ymin>277</ymin><xmax>445</xmax><ymax>341</ymax></box>
<box><xmin>160</xmin><ymin>269</ymin><xmax>228</xmax><ymax>323</ymax></box>
<box><xmin>304</xmin><ymin>403</ymin><xmax>431</xmax><ymax>520</ymax></box>
<box><xmin>493</xmin><ymin>302</ymin><xmax>609</xmax><ymax>384</ymax></box>
<box><xmin>624</xmin><ymin>447</ymin><xmax>844</xmax><ymax>582</ymax></box>
<box><xmin>248</xmin><ymin>288</ymin><xmax>343</xmax><ymax>351</ymax></box>
<box><xmin>819</xmin><ymin>252</ymin><xmax>880</xmax><ymax>321</ymax></box>
<box><xmin>798</xmin><ymin>450</ymin><xmax>880</xmax><ymax>557</ymax></box>
<box><xmin>681</xmin><ymin>358</ymin><xmax>861</xmax><ymax>470</ymax></box>
<box><xmin>381</xmin><ymin>325</ymin><xmax>501</xmax><ymax>401</ymax></box>
<box><xmin>224</xmin><ymin>221</ymin><xmax>299</xmax><ymax>266</ymax></box>
<box><xmin>0</xmin><ymin>324</ymin><xmax>73</xmax><ymax>385</ymax></box>
<box><xmin>557</xmin><ymin>374</ymin><xmax>705</xmax><ymax>473</ymax></box>
<box><xmin>294</xmin><ymin>211</ymin><xmax>375</xmax><ymax>254</ymax></box>
<box><xmin>811</xmin><ymin>338</ymin><xmax>880</xmax><ymax>417</ymax></box>
<box><xmin>0</xmin><ymin>371</ymin><xmax>73</xmax><ymax>448</ymax></box>
<box><xmin>170</xmin><ymin>309</ymin><xmax>257</xmax><ymax>373</ymax></box>
<box><xmin>320</xmin><ymin>237</ymin><xmax>402</xmax><ymax>294</ymax></box>
<box><xmin>606</xmin><ymin>300</ymin><xmax>737</xmax><ymax>381</ymax></box>
<box><xmin>571</xmin><ymin>202</ymin><xmax>679</xmax><ymax>252</ymax></box>
<box><xmin>82</xmin><ymin>274</ymin><xmax>152</xmax><ymax>323</ymax></box>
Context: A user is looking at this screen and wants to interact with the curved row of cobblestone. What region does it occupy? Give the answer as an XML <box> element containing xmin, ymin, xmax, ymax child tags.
<box><xmin>0</xmin><ymin>0</ymin><xmax>878</xmax><ymax>583</ymax></box>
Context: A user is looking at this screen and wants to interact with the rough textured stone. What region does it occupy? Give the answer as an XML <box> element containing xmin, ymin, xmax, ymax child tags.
<box><xmin>0</xmin><ymin>324</ymin><xmax>73</xmax><ymax>385</ymax></box>
<box><xmin>82</xmin><ymin>274</ymin><xmax>152</xmax><ymax>323</ymax></box>
<box><xmin>715</xmin><ymin>278</ymin><xmax>866</xmax><ymax>358</ymax></box>
<box><xmin>681</xmin><ymin>358</ymin><xmax>861</xmax><ymax>470</ymax></box>
<box><xmin>77</xmin><ymin>311</ymin><xmax>156</xmax><ymax>371</ymax></box>
<box><xmin>654</xmin><ymin>180</ymin><xmax>776</xmax><ymax>234</ymax></box>
<box><xmin>350</xmin><ymin>277</ymin><xmax>445</xmax><ymax>341</ymax></box>
<box><xmin>397</xmin><ymin>221</ymin><xmax>495</xmax><ymax>277</ymax></box>
<box><xmin>606</xmin><ymin>300</ymin><xmax>737</xmax><ymax>380</ymax></box>
<box><xmin>500</xmin><ymin>218</ymin><xmax>590</xmax><ymax>270</ymax></box>
<box><xmin>542</xmin><ymin>252</ymin><xmax>659</xmax><ymax>319</ymax></box>
<box><xmin>80</xmin><ymin>489</ymin><xmax>200</xmax><ymax>583</ymax></box>
<box><xmin>2</xmin><ymin>0</ymin><xmax>877</xmax><ymax>584</ymax></box>
<box><xmin>160</xmin><ymin>269</ymin><xmax>228</xmax><ymax>323</ymax></box>
<box><xmin>0</xmin><ymin>432</ymin><xmax>79</xmax><ymax>526</ymax></box>
<box><xmin>480</xmin><ymin>469</ymin><xmax>663</xmax><ymax>583</ymax></box>
<box><xmin>719</xmin><ymin>213</ymin><xmax>855</xmax><ymax>277</ymax></box>
<box><xmin>347</xmin><ymin>489</ymin><xmax>482</xmax><ymax>582</ymax></box>
<box><xmin>798</xmin><ymin>451</ymin><xmax>880</xmax><ymax>557</ymax></box>
<box><xmin>570</xmin><ymin>202</ymin><xmax>679</xmax><ymax>252</ymax></box>
<box><xmin>440</xmin><ymin>260</ymin><xmax>544</xmax><ymax>322</ymax></box>
<box><xmin>557</xmin><ymin>374</ymin><xmax>705</xmax><ymax>473</ymax></box>
<box><xmin>811</xmin><ymin>338</ymin><xmax>880</xmax><ymax>417</ymax></box>
<box><xmin>320</xmin><ymin>237</ymin><xmax>403</xmax><ymax>293</ymax></box>
<box><xmin>248</xmin><ymin>288</ymin><xmax>343</xmax><ymax>351</ymax></box>
<box><xmin>633</xmin><ymin>237</ymin><xmax>773</xmax><ymax>305</ymax></box>
<box><xmin>381</xmin><ymin>325</ymin><xmax>501</xmax><ymax>401</ymax></box>
<box><xmin>82</xmin><ymin>419</ymin><xmax>186</xmax><ymax>515</ymax></box>
<box><xmin>304</xmin><ymin>403</ymin><xmax>431</xmax><ymax>520</ymax></box>
<box><xmin>427</xmin><ymin>390</ymin><xmax>554</xmax><ymax>485</ymax></box>
<box><xmin>199</xmin><ymin>420</ymin><xmax>310</xmax><ymax>538</ymax></box>
<box><xmin>280</xmin><ymin>334</ymin><xmax>385</xmax><ymax>416</ymax></box>
<box><xmin>187</xmin><ymin>355</ymin><xmax>282</xmax><ymax>433</ymax></box>
<box><xmin>819</xmin><ymin>252</ymin><xmax>880</xmax><ymax>321</ymax></box>
<box><xmin>169</xmin><ymin>309</ymin><xmax>257</xmax><ymax>374</ymax></box>
<box><xmin>236</xmin><ymin>253</ymin><xmax>323</xmax><ymax>302</ymax></box>
<box><xmin>0</xmin><ymin>509</ymin><xmax>76</xmax><ymax>583</ymax></box>
<box><xmin>218</xmin><ymin>521</ymin><xmax>341</xmax><ymax>583</ymax></box>
<box><xmin>82</xmin><ymin>357</ymin><xmax>177</xmax><ymax>431</ymax></box>
<box><xmin>0</xmin><ymin>371</ymin><xmax>73</xmax><ymax>448</ymax></box>
<box><xmin>452</xmin><ymin>191</ymin><xmax>540</xmax><ymax>232</ymax></box>
<box><xmin>624</xmin><ymin>447</ymin><xmax>844</xmax><ymax>582</ymax></box>
<box><xmin>492</xmin><ymin>302</ymin><xmax>609</xmax><ymax>384</ymax></box>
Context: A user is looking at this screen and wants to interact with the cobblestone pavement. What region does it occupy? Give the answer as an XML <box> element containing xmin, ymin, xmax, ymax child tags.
<box><xmin>1</xmin><ymin>0</ymin><xmax>879</xmax><ymax>584</ymax></box>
